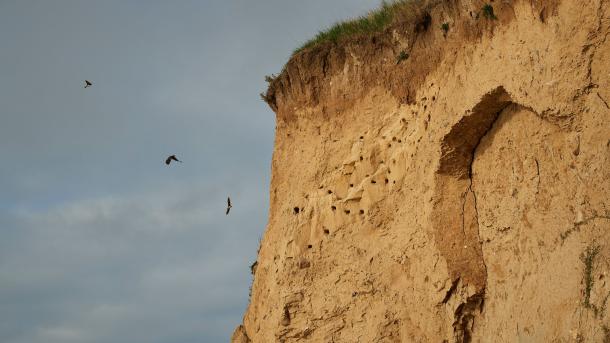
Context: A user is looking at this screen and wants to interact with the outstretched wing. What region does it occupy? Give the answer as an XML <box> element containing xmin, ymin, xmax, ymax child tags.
<box><xmin>227</xmin><ymin>197</ymin><xmax>231</xmax><ymax>207</ymax></box>
<box><xmin>165</xmin><ymin>156</ymin><xmax>172</xmax><ymax>165</ymax></box>
<box><xmin>226</xmin><ymin>206</ymin><xmax>230</xmax><ymax>215</ymax></box>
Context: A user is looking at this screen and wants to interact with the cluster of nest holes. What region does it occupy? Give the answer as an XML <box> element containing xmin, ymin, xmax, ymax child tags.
<box><xmin>328</xmin><ymin>207</ymin><xmax>366</xmax><ymax>216</ymax></box>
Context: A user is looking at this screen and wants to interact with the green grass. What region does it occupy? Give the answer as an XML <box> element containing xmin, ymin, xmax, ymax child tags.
<box><xmin>396</xmin><ymin>50</ymin><xmax>409</xmax><ymax>64</ymax></box>
<box><xmin>482</xmin><ymin>4</ymin><xmax>497</xmax><ymax>20</ymax></box>
<box><xmin>293</xmin><ymin>0</ymin><xmax>415</xmax><ymax>55</ymax></box>
<box><xmin>581</xmin><ymin>245</ymin><xmax>600</xmax><ymax>309</ymax></box>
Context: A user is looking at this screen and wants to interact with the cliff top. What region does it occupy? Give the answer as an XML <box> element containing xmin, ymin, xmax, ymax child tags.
<box><xmin>293</xmin><ymin>0</ymin><xmax>433</xmax><ymax>55</ymax></box>
<box><xmin>262</xmin><ymin>0</ymin><xmax>441</xmax><ymax>111</ymax></box>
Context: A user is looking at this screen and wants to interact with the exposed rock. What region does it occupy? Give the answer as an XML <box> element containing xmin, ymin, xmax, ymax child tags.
<box><xmin>234</xmin><ymin>0</ymin><xmax>610</xmax><ymax>341</ymax></box>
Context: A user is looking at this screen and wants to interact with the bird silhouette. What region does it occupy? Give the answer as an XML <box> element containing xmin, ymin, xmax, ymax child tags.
<box><xmin>84</xmin><ymin>80</ymin><xmax>92</xmax><ymax>88</ymax></box>
<box><xmin>226</xmin><ymin>197</ymin><xmax>232</xmax><ymax>215</ymax></box>
<box><xmin>165</xmin><ymin>155</ymin><xmax>182</xmax><ymax>165</ymax></box>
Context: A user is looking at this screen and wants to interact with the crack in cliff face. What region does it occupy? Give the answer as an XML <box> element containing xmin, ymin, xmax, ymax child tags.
<box><xmin>434</xmin><ymin>87</ymin><xmax>513</xmax><ymax>341</ymax></box>
<box><xmin>442</xmin><ymin>277</ymin><xmax>461</xmax><ymax>304</ymax></box>
<box><xmin>451</xmin><ymin>117</ymin><xmax>500</xmax><ymax>343</ymax></box>
<box><xmin>452</xmin><ymin>294</ymin><xmax>484</xmax><ymax>343</ymax></box>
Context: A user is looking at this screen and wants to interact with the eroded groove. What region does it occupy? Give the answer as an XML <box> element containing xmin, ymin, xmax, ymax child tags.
<box><xmin>433</xmin><ymin>87</ymin><xmax>515</xmax><ymax>342</ymax></box>
<box><xmin>453</xmin><ymin>294</ymin><xmax>484</xmax><ymax>343</ymax></box>
<box><xmin>442</xmin><ymin>277</ymin><xmax>461</xmax><ymax>304</ymax></box>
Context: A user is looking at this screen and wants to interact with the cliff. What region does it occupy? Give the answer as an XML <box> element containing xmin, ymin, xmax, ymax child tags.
<box><xmin>234</xmin><ymin>0</ymin><xmax>610</xmax><ymax>341</ymax></box>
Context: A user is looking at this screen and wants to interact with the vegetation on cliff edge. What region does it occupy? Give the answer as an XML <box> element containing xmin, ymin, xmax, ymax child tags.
<box><xmin>293</xmin><ymin>0</ymin><xmax>419</xmax><ymax>55</ymax></box>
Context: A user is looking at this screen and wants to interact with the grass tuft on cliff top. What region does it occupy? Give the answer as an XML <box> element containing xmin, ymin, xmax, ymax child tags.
<box><xmin>293</xmin><ymin>0</ymin><xmax>411</xmax><ymax>55</ymax></box>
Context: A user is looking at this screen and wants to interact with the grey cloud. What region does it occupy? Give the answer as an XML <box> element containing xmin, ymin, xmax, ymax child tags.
<box><xmin>0</xmin><ymin>1</ymin><xmax>380</xmax><ymax>342</ymax></box>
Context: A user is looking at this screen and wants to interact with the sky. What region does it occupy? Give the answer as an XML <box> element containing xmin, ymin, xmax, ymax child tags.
<box><xmin>0</xmin><ymin>1</ymin><xmax>381</xmax><ymax>342</ymax></box>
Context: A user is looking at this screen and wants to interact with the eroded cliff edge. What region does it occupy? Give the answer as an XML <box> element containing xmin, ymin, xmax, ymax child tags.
<box><xmin>234</xmin><ymin>0</ymin><xmax>610</xmax><ymax>341</ymax></box>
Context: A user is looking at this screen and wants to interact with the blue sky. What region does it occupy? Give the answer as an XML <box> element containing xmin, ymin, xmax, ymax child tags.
<box><xmin>0</xmin><ymin>1</ymin><xmax>379</xmax><ymax>342</ymax></box>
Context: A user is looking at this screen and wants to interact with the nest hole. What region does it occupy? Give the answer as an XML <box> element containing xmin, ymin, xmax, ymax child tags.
<box><xmin>293</xmin><ymin>207</ymin><xmax>300</xmax><ymax>214</ymax></box>
<box><xmin>344</xmin><ymin>210</ymin><xmax>351</xmax><ymax>214</ymax></box>
<box><xmin>331</xmin><ymin>206</ymin><xmax>337</xmax><ymax>211</ymax></box>
<box><xmin>359</xmin><ymin>209</ymin><xmax>365</xmax><ymax>215</ymax></box>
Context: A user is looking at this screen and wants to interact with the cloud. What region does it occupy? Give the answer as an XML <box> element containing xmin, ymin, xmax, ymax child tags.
<box><xmin>0</xmin><ymin>182</ymin><xmax>261</xmax><ymax>343</ymax></box>
<box><xmin>0</xmin><ymin>0</ymin><xmax>380</xmax><ymax>342</ymax></box>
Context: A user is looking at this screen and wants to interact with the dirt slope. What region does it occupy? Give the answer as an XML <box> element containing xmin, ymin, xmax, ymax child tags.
<box><xmin>234</xmin><ymin>0</ymin><xmax>610</xmax><ymax>341</ymax></box>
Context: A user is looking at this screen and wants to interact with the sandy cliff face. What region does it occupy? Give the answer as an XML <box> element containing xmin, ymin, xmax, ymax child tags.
<box><xmin>234</xmin><ymin>0</ymin><xmax>610</xmax><ymax>341</ymax></box>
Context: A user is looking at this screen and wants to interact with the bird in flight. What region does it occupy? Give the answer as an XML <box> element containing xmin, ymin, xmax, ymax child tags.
<box><xmin>165</xmin><ymin>155</ymin><xmax>182</xmax><ymax>165</ymax></box>
<box><xmin>226</xmin><ymin>197</ymin><xmax>232</xmax><ymax>215</ymax></box>
<box><xmin>84</xmin><ymin>80</ymin><xmax>92</xmax><ymax>88</ymax></box>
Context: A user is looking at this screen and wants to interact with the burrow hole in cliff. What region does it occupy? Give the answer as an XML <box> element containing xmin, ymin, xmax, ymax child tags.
<box><xmin>359</xmin><ymin>209</ymin><xmax>365</xmax><ymax>215</ymax></box>
<box><xmin>293</xmin><ymin>207</ymin><xmax>300</xmax><ymax>214</ymax></box>
<box><xmin>344</xmin><ymin>209</ymin><xmax>351</xmax><ymax>214</ymax></box>
<box><xmin>331</xmin><ymin>205</ymin><xmax>337</xmax><ymax>211</ymax></box>
<box><xmin>323</xmin><ymin>228</ymin><xmax>330</xmax><ymax>235</ymax></box>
